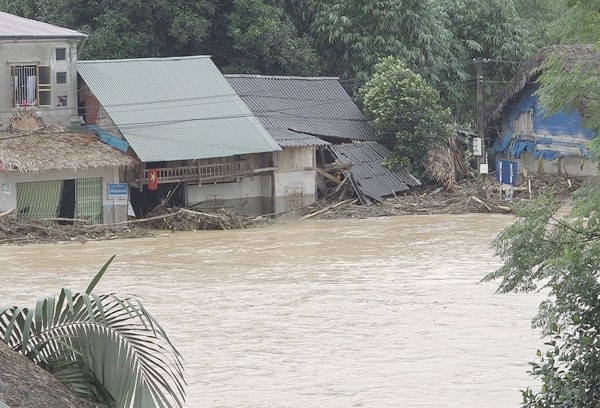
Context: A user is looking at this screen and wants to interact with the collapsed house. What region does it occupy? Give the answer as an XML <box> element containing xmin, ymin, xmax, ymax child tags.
<box><xmin>226</xmin><ymin>75</ymin><xmax>421</xmax><ymax>205</ymax></box>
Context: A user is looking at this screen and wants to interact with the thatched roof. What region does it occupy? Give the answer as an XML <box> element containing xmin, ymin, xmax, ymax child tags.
<box><xmin>487</xmin><ymin>45</ymin><xmax>600</xmax><ymax>122</ymax></box>
<box><xmin>0</xmin><ymin>342</ymin><xmax>82</xmax><ymax>408</ymax></box>
<box><xmin>0</xmin><ymin>131</ymin><xmax>137</xmax><ymax>173</ymax></box>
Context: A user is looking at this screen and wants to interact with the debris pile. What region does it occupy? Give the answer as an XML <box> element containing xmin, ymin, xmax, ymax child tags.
<box><xmin>0</xmin><ymin>216</ymin><xmax>149</xmax><ymax>245</ymax></box>
<box><xmin>141</xmin><ymin>207</ymin><xmax>270</xmax><ymax>231</ymax></box>
<box><xmin>303</xmin><ymin>171</ymin><xmax>584</xmax><ymax>219</ymax></box>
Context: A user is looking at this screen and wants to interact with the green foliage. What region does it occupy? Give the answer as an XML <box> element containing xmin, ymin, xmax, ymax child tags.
<box><xmin>437</xmin><ymin>0</ymin><xmax>534</xmax><ymax>107</ymax></box>
<box><xmin>359</xmin><ymin>56</ymin><xmax>453</xmax><ymax>176</ymax></box>
<box><xmin>225</xmin><ymin>0</ymin><xmax>321</xmax><ymax>75</ymax></box>
<box><xmin>490</xmin><ymin>2</ymin><xmax>600</xmax><ymax>403</ymax></box>
<box><xmin>534</xmin><ymin>0</ymin><xmax>600</xmax><ymax>155</ymax></box>
<box><xmin>0</xmin><ymin>257</ymin><xmax>185</xmax><ymax>408</ymax></box>
<box><xmin>0</xmin><ymin>0</ymin><xmax>214</xmax><ymax>59</ymax></box>
<box><xmin>309</xmin><ymin>0</ymin><xmax>469</xmax><ymax>96</ymax></box>
<box><xmin>514</xmin><ymin>0</ymin><xmax>567</xmax><ymax>48</ymax></box>
<box><xmin>484</xmin><ymin>185</ymin><xmax>600</xmax><ymax>406</ymax></box>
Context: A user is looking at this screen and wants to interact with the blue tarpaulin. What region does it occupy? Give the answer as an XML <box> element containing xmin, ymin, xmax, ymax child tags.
<box><xmin>87</xmin><ymin>125</ymin><xmax>129</xmax><ymax>153</ymax></box>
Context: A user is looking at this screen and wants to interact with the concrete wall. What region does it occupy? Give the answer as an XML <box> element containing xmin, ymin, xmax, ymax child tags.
<box><xmin>272</xmin><ymin>147</ymin><xmax>317</xmax><ymax>216</ymax></box>
<box><xmin>0</xmin><ymin>167</ymin><xmax>127</xmax><ymax>223</ymax></box>
<box><xmin>493</xmin><ymin>84</ymin><xmax>597</xmax><ymax>176</ymax></box>
<box><xmin>186</xmin><ymin>174</ymin><xmax>272</xmax><ymax>215</ymax></box>
<box><xmin>273</xmin><ymin>170</ymin><xmax>317</xmax><ymax>215</ymax></box>
<box><xmin>0</xmin><ymin>38</ymin><xmax>80</xmax><ymax>130</ymax></box>
<box><xmin>497</xmin><ymin>151</ymin><xmax>597</xmax><ymax>177</ymax></box>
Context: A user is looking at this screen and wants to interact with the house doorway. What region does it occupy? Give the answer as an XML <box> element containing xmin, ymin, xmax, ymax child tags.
<box><xmin>128</xmin><ymin>182</ymin><xmax>185</xmax><ymax>217</ymax></box>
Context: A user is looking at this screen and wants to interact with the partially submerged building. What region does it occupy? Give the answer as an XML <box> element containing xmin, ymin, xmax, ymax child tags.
<box><xmin>488</xmin><ymin>45</ymin><xmax>598</xmax><ymax>176</ymax></box>
<box><xmin>226</xmin><ymin>75</ymin><xmax>420</xmax><ymax>207</ymax></box>
<box><xmin>0</xmin><ymin>12</ymin><xmax>135</xmax><ymax>224</ymax></box>
<box><xmin>78</xmin><ymin>57</ymin><xmax>282</xmax><ymax>216</ymax></box>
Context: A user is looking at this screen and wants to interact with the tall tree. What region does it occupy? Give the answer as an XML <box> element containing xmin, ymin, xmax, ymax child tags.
<box><xmin>359</xmin><ymin>56</ymin><xmax>453</xmax><ymax>177</ymax></box>
<box><xmin>224</xmin><ymin>0</ymin><xmax>321</xmax><ymax>75</ymax></box>
<box><xmin>0</xmin><ymin>0</ymin><xmax>215</xmax><ymax>59</ymax></box>
<box><xmin>307</xmin><ymin>0</ymin><xmax>469</xmax><ymax>100</ymax></box>
<box><xmin>437</xmin><ymin>0</ymin><xmax>534</xmax><ymax>114</ymax></box>
<box><xmin>514</xmin><ymin>0</ymin><xmax>567</xmax><ymax>48</ymax></box>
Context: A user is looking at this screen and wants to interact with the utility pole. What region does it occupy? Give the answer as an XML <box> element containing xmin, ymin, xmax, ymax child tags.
<box><xmin>474</xmin><ymin>57</ymin><xmax>488</xmax><ymax>198</ymax></box>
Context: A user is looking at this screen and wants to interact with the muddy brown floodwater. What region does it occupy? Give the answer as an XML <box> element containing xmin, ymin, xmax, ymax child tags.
<box><xmin>0</xmin><ymin>214</ymin><xmax>545</xmax><ymax>407</ymax></box>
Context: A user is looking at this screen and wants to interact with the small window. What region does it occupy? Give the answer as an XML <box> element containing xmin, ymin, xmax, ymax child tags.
<box><xmin>56</xmin><ymin>72</ymin><xmax>67</xmax><ymax>84</ymax></box>
<box><xmin>57</xmin><ymin>95</ymin><xmax>67</xmax><ymax>107</ymax></box>
<box><xmin>56</xmin><ymin>48</ymin><xmax>66</xmax><ymax>61</ymax></box>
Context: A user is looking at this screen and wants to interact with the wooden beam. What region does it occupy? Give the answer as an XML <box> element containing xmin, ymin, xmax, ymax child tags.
<box><xmin>0</xmin><ymin>209</ymin><xmax>16</xmax><ymax>219</ymax></box>
<box><xmin>315</xmin><ymin>167</ymin><xmax>342</xmax><ymax>184</ymax></box>
<box><xmin>301</xmin><ymin>199</ymin><xmax>356</xmax><ymax>220</ymax></box>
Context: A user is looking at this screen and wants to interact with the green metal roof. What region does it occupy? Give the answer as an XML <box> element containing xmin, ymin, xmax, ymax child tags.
<box><xmin>77</xmin><ymin>56</ymin><xmax>281</xmax><ymax>162</ymax></box>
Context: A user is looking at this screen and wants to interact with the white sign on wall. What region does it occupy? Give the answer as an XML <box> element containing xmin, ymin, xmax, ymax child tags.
<box><xmin>473</xmin><ymin>137</ymin><xmax>483</xmax><ymax>156</ymax></box>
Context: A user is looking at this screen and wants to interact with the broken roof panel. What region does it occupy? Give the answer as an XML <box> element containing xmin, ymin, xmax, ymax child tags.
<box><xmin>225</xmin><ymin>75</ymin><xmax>377</xmax><ymax>142</ymax></box>
<box><xmin>328</xmin><ymin>142</ymin><xmax>421</xmax><ymax>204</ymax></box>
<box><xmin>78</xmin><ymin>57</ymin><xmax>281</xmax><ymax>162</ymax></box>
<box><xmin>0</xmin><ymin>11</ymin><xmax>86</xmax><ymax>39</ymax></box>
<box><xmin>269</xmin><ymin>129</ymin><xmax>330</xmax><ymax>148</ymax></box>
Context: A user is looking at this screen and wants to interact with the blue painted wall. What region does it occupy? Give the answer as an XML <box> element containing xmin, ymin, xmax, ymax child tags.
<box><xmin>492</xmin><ymin>84</ymin><xmax>593</xmax><ymax>160</ymax></box>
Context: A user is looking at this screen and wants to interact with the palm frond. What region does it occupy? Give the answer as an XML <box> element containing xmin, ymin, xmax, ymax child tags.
<box><xmin>0</xmin><ymin>288</ymin><xmax>185</xmax><ymax>408</ymax></box>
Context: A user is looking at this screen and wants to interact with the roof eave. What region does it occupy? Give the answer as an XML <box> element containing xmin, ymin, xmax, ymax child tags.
<box><xmin>0</xmin><ymin>34</ymin><xmax>87</xmax><ymax>40</ymax></box>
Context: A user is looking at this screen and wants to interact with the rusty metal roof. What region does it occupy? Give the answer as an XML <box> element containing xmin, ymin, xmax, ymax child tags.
<box><xmin>328</xmin><ymin>142</ymin><xmax>421</xmax><ymax>204</ymax></box>
<box><xmin>225</xmin><ymin>75</ymin><xmax>377</xmax><ymax>142</ymax></box>
<box><xmin>0</xmin><ymin>11</ymin><xmax>86</xmax><ymax>38</ymax></box>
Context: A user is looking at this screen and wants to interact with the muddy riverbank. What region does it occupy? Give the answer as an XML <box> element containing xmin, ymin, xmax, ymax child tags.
<box><xmin>0</xmin><ymin>172</ymin><xmax>584</xmax><ymax>245</ymax></box>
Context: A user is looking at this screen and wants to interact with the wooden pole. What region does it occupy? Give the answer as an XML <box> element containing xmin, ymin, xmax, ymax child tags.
<box><xmin>475</xmin><ymin>58</ymin><xmax>488</xmax><ymax>198</ymax></box>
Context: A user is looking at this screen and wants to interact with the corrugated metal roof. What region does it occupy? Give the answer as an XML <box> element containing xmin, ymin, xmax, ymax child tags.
<box><xmin>78</xmin><ymin>57</ymin><xmax>281</xmax><ymax>162</ymax></box>
<box><xmin>0</xmin><ymin>12</ymin><xmax>86</xmax><ymax>38</ymax></box>
<box><xmin>225</xmin><ymin>75</ymin><xmax>377</xmax><ymax>142</ymax></box>
<box><xmin>270</xmin><ymin>129</ymin><xmax>330</xmax><ymax>148</ymax></box>
<box><xmin>328</xmin><ymin>142</ymin><xmax>421</xmax><ymax>204</ymax></box>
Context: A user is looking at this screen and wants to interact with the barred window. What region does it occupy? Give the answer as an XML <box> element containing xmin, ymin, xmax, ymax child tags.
<box><xmin>11</xmin><ymin>65</ymin><xmax>51</xmax><ymax>107</ymax></box>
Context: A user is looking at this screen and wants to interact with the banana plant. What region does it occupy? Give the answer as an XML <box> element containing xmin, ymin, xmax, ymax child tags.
<box><xmin>0</xmin><ymin>256</ymin><xmax>185</xmax><ymax>408</ymax></box>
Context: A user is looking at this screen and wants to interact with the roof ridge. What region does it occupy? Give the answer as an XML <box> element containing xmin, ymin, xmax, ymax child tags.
<box><xmin>79</xmin><ymin>55</ymin><xmax>212</xmax><ymax>64</ymax></box>
<box><xmin>224</xmin><ymin>74</ymin><xmax>340</xmax><ymax>80</ymax></box>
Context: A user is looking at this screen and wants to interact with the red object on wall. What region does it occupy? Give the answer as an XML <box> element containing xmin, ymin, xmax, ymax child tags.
<box><xmin>147</xmin><ymin>169</ymin><xmax>159</xmax><ymax>191</ymax></box>
<box><xmin>84</xmin><ymin>95</ymin><xmax>100</xmax><ymax>124</ymax></box>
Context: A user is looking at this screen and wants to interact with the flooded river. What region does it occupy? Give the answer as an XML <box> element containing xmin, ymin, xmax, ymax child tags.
<box><xmin>0</xmin><ymin>214</ymin><xmax>544</xmax><ymax>407</ymax></box>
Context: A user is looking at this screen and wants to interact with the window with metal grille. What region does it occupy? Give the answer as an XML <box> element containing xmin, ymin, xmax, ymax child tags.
<box><xmin>287</xmin><ymin>187</ymin><xmax>304</xmax><ymax>210</ymax></box>
<box><xmin>11</xmin><ymin>65</ymin><xmax>51</xmax><ymax>107</ymax></box>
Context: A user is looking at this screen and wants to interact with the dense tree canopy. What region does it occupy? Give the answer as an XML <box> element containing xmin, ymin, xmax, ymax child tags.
<box><xmin>359</xmin><ymin>57</ymin><xmax>453</xmax><ymax>177</ymax></box>
<box><xmin>224</xmin><ymin>0</ymin><xmax>321</xmax><ymax>75</ymax></box>
<box><xmin>0</xmin><ymin>0</ymin><xmax>215</xmax><ymax>59</ymax></box>
<box><xmin>308</xmin><ymin>0</ymin><xmax>468</xmax><ymax>93</ymax></box>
